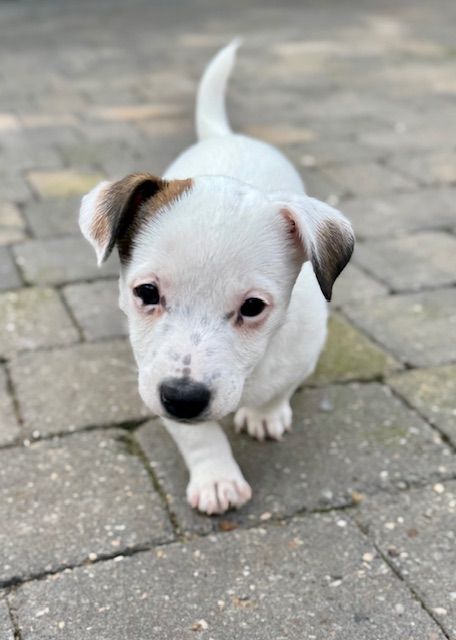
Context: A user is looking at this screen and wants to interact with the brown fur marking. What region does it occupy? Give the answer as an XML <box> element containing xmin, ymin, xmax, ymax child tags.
<box><xmin>93</xmin><ymin>173</ymin><xmax>192</xmax><ymax>263</ymax></box>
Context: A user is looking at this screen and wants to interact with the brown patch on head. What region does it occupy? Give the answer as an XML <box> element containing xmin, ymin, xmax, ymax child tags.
<box><xmin>92</xmin><ymin>173</ymin><xmax>192</xmax><ymax>263</ymax></box>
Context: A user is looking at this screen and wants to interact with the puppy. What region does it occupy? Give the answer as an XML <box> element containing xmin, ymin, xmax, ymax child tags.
<box><xmin>80</xmin><ymin>41</ymin><xmax>354</xmax><ymax>515</ymax></box>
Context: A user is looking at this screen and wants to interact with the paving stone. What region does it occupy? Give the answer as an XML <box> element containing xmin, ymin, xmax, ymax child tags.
<box><xmin>0</xmin><ymin>288</ymin><xmax>78</xmax><ymax>358</ymax></box>
<box><xmin>360</xmin><ymin>125</ymin><xmax>456</xmax><ymax>153</ymax></box>
<box><xmin>320</xmin><ymin>162</ymin><xmax>416</xmax><ymax>197</ymax></box>
<box><xmin>356</xmin><ymin>482</ymin><xmax>456</xmax><ymax>639</ymax></box>
<box><xmin>345</xmin><ymin>289</ymin><xmax>456</xmax><ymax>367</ymax></box>
<box><xmin>0</xmin><ymin>202</ymin><xmax>27</xmax><ymax>245</ymax></box>
<box><xmin>0</xmin><ymin>600</ymin><xmax>13</xmax><ymax>640</ymax></box>
<box><xmin>10</xmin><ymin>514</ymin><xmax>446</xmax><ymax>640</ymax></box>
<box><xmin>13</xmin><ymin>236</ymin><xmax>119</xmax><ymax>285</ymax></box>
<box><xmin>310</xmin><ymin>314</ymin><xmax>400</xmax><ymax>384</ymax></box>
<box><xmin>136</xmin><ymin>383</ymin><xmax>454</xmax><ymax>535</ymax></box>
<box><xmin>0</xmin><ymin>246</ymin><xmax>21</xmax><ymax>290</ymax></box>
<box><xmin>331</xmin><ymin>263</ymin><xmax>388</xmax><ymax>308</ymax></box>
<box><xmin>388</xmin><ymin>366</ymin><xmax>456</xmax><ymax>447</ymax></box>
<box><xmin>244</xmin><ymin>124</ymin><xmax>316</xmax><ymax>145</ymax></box>
<box><xmin>343</xmin><ymin>188</ymin><xmax>456</xmax><ymax>239</ymax></box>
<box><xmin>388</xmin><ymin>151</ymin><xmax>456</xmax><ymax>187</ymax></box>
<box><xmin>302</xmin><ymin>168</ymin><xmax>343</xmax><ymax>201</ymax></box>
<box><xmin>10</xmin><ymin>340</ymin><xmax>149</xmax><ymax>437</ymax></box>
<box><xmin>22</xmin><ymin>196</ymin><xmax>81</xmax><ymax>237</ymax></box>
<box><xmin>0</xmin><ymin>429</ymin><xmax>173</xmax><ymax>586</ymax></box>
<box><xmin>296</xmin><ymin>138</ymin><xmax>384</xmax><ymax>168</ymax></box>
<box><xmin>0</xmin><ymin>170</ymin><xmax>31</xmax><ymax>203</ymax></box>
<box><xmin>63</xmin><ymin>279</ymin><xmax>127</xmax><ymax>341</ymax></box>
<box><xmin>354</xmin><ymin>232</ymin><xmax>456</xmax><ymax>292</ymax></box>
<box><xmin>0</xmin><ymin>366</ymin><xmax>20</xmax><ymax>446</ymax></box>
<box><xmin>27</xmin><ymin>170</ymin><xmax>104</xmax><ymax>198</ymax></box>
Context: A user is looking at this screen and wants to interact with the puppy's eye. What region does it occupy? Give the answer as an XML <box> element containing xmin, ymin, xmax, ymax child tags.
<box><xmin>134</xmin><ymin>283</ymin><xmax>160</xmax><ymax>306</ymax></box>
<box><xmin>240</xmin><ymin>297</ymin><xmax>266</xmax><ymax>317</ymax></box>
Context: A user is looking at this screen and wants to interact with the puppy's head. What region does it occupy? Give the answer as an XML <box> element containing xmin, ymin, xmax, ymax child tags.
<box><xmin>80</xmin><ymin>173</ymin><xmax>354</xmax><ymax>422</ymax></box>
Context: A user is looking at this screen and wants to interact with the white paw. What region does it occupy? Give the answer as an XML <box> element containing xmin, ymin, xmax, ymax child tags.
<box><xmin>234</xmin><ymin>401</ymin><xmax>292</xmax><ymax>441</ymax></box>
<box><xmin>187</xmin><ymin>470</ymin><xmax>252</xmax><ymax>515</ymax></box>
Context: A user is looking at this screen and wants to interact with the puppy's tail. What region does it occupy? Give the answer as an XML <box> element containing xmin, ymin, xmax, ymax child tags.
<box><xmin>195</xmin><ymin>38</ymin><xmax>240</xmax><ymax>140</ymax></box>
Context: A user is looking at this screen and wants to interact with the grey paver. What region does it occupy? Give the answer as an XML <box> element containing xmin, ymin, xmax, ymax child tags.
<box><xmin>13</xmin><ymin>236</ymin><xmax>119</xmax><ymax>285</ymax></box>
<box><xmin>387</xmin><ymin>151</ymin><xmax>456</xmax><ymax>187</ymax></box>
<box><xmin>356</xmin><ymin>482</ymin><xmax>456</xmax><ymax>639</ymax></box>
<box><xmin>320</xmin><ymin>162</ymin><xmax>416</xmax><ymax>196</ymax></box>
<box><xmin>10</xmin><ymin>340</ymin><xmax>149</xmax><ymax>437</ymax></box>
<box><xmin>0</xmin><ymin>246</ymin><xmax>21</xmax><ymax>290</ymax></box>
<box><xmin>63</xmin><ymin>279</ymin><xmax>127</xmax><ymax>341</ymax></box>
<box><xmin>344</xmin><ymin>188</ymin><xmax>456</xmax><ymax>239</ymax></box>
<box><xmin>331</xmin><ymin>263</ymin><xmax>388</xmax><ymax>308</ymax></box>
<box><xmin>388</xmin><ymin>366</ymin><xmax>456</xmax><ymax>447</ymax></box>
<box><xmin>0</xmin><ymin>600</ymin><xmax>14</xmax><ymax>640</ymax></box>
<box><xmin>136</xmin><ymin>383</ymin><xmax>454</xmax><ymax>535</ymax></box>
<box><xmin>0</xmin><ymin>366</ymin><xmax>20</xmax><ymax>446</ymax></box>
<box><xmin>0</xmin><ymin>288</ymin><xmax>78</xmax><ymax>358</ymax></box>
<box><xmin>0</xmin><ymin>201</ymin><xmax>27</xmax><ymax>245</ymax></box>
<box><xmin>354</xmin><ymin>232</ymin><xmax>456</xmax><ymax>292</ymax></box>
<box><xmin>23</xmin><ymin>196</ymin><xmax>82</xmax><ymax>238</ymax></box>
<box><xmin>10</xmin><ymin>514</ymin><xmax>446</xmax><ymax>640</ymax></box>
<box><xmin>0</xmin><ymin>429</ymin><xmax>173</xmax><ymax>586</ymax></box>
<box><xmin>345</xmin><ymin>289</ymin><xmax>456</xmax><ymax>367</ymax></box>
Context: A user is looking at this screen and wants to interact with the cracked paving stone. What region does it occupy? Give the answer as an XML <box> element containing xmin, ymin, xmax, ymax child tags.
<box><xmin>0</xmin><ymin>599</ymin><xmax>14</xmax><ymax>640</ymax></box>
<box><xmin>63</xmin><ymin>279</ymin><xmax>127</xmax><ymax>341</ymax></box>
<box><xmin>9</xmin><ymin>340</ymin><xmax>149</xmax><ymax>437</ymax></box>
<box><xmin>354</xmin><ymin>232</ymin><xmax>456</xmax><ymax>292</ymax></box>
<box><xmin>0</xmin><ymin>288</ymin><xmax>78</xmax><ymax>358</ymax></box>
<box><xmin>343</xmin><ymin>187</ymin><xmax>456</xmax><ymax>239</ymax></box>
<box><xmin>356</xmin><ymin>481</ymin><xmax>456</xmax><ymax>639</ymax></box>
<box><xmin>331</xmin><ymin>264</ymin><xmax>388</xmax><ymax>308</ymax></box>
<box><xmin>0</xmin><ymin>366</ymin><xmax>20</xmax><ymax>446</ymax></box>
<box><xmin>0</xmin><ymin>429</ymin><xmax>173</xmax><ymax>586</ymax></box>
<box><xmin>310</xmin><ymin>314</ymin><xmax>401</xmax><ymax>384</ymax></box>
<box><xmin>9</xmin><ymin>514</ymin><xmax>446</xmax><ymax>640</ymax></box>
<box><xmin>13</xmin><ymin>236</ymin><xmax>119</xmax><ymax>285</ymax></box>
<box><xmin>136</xmin><ymin>383</ymin><xmax>455</xmax><ymax>536</ymax></box>
<box><xmin>0</xmin><ymin>246</ymin><xmax>21</xmax><ymax>290</ymax></box>
<box><xmin>345</xmin><ymin>289</ymin><xmax>456</xmax><ymax>367</ymax></box>
<box><xmin>388</xmin><ymin>366</ymin><xmax>456</xmax><ymax>447</ymax></box>
<box><xmin>22</xmin><ymin>196</ymin><xmax>82</xmax><ymax>238</ymax></box>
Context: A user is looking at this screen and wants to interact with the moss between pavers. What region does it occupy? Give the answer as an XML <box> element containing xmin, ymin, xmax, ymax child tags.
<box><xmin>309</xmin><ymin>313</ymin><xmax>401</xmax><ymax>385</ymax></box>
<box><xmin>27</xmin><ymin>170</ymin><xmax>104</xmax><ymax>197</ymax></box>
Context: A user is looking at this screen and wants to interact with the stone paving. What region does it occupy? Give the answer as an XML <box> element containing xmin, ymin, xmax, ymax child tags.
<box><xmin>0</xmin><ymin>0</ymin><xmax>455</xmax><ymax>638</ymax></box>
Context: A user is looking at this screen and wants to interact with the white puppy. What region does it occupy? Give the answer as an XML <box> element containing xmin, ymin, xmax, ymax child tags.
<box><xmin>80</xmin><ymin>41</ymin><xmax>354</xmax><ymax>515</ymax></box>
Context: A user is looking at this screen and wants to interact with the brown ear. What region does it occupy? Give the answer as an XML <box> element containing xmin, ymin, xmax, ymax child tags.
<box><xmin>279</xmin><ymin>195</ymin><xmax>355</xmax><ymax>301</ymax></box>
<box><xmin>79</xmin><ymin>173</ymin><xmax>192</xmax><ymax>264</ymax></box>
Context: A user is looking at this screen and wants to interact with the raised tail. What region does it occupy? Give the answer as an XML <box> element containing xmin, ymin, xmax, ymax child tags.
<box><xmin>195</xmin><ymin>39</ymin><xmax>241</xmax><ymax>140</ymax></box>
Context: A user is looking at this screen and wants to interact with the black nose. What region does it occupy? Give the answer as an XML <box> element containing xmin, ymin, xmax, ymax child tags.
<box><xmin>159</xmin><ymin>378</ymin><xmax>211</xmax><ymax>420</ymax></box>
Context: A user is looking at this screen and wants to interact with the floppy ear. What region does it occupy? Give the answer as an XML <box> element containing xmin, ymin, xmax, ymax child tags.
<box><xmin>273</xmin><ymin>193</ymin><xmax>355</xmax><ymax>301</ymax></box>
<box><xmin>79</xmin><ymin>173</ymin><xmax>191</xmax><ymax>265</ymax></box>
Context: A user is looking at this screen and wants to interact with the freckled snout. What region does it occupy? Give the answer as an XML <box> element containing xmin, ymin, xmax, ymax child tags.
<box><xmin>159</xmin><ymin>378</ymin><xmax>211</xmax><ymax>420</ymax></box>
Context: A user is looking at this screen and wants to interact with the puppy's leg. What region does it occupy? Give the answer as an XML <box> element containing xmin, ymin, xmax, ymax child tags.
<box><xmin>163</xmin><ymin>419</ymin><xmax>252</xmax><ymax>515</ymax></box>
<box><xmin>234</xmin><ymin>391</ymin><xmax>293</xmax><ymax>442</ymax></box>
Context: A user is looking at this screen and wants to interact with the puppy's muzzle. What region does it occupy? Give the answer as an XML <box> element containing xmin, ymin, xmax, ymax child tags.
<box><xmin>159</xmin><ymin>378</ymin><xmax>211</xmax><ymax>420</ymax></box>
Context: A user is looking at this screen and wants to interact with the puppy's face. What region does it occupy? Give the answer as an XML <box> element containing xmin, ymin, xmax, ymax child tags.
<box><xmin>80</xmin><ymin>174</ymin><xmax>353</xmax><ymax>423</ymax></box>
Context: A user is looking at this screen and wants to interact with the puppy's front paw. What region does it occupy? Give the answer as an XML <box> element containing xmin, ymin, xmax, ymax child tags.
<box><xmin>187</xmin><ymin>470</ymin><xmax>252</xmax><ymax>515</ymax></box>
<box><xmin>234</xmin><ymin>401</ymin><xmax>292</xmax><ymax>441</ymax></box>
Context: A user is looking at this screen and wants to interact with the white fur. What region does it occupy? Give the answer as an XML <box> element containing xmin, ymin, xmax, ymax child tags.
<box><xmin>80</xmin><ymin>41</ymin><xmax>354</xmax><ymax>515</ymax></box>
